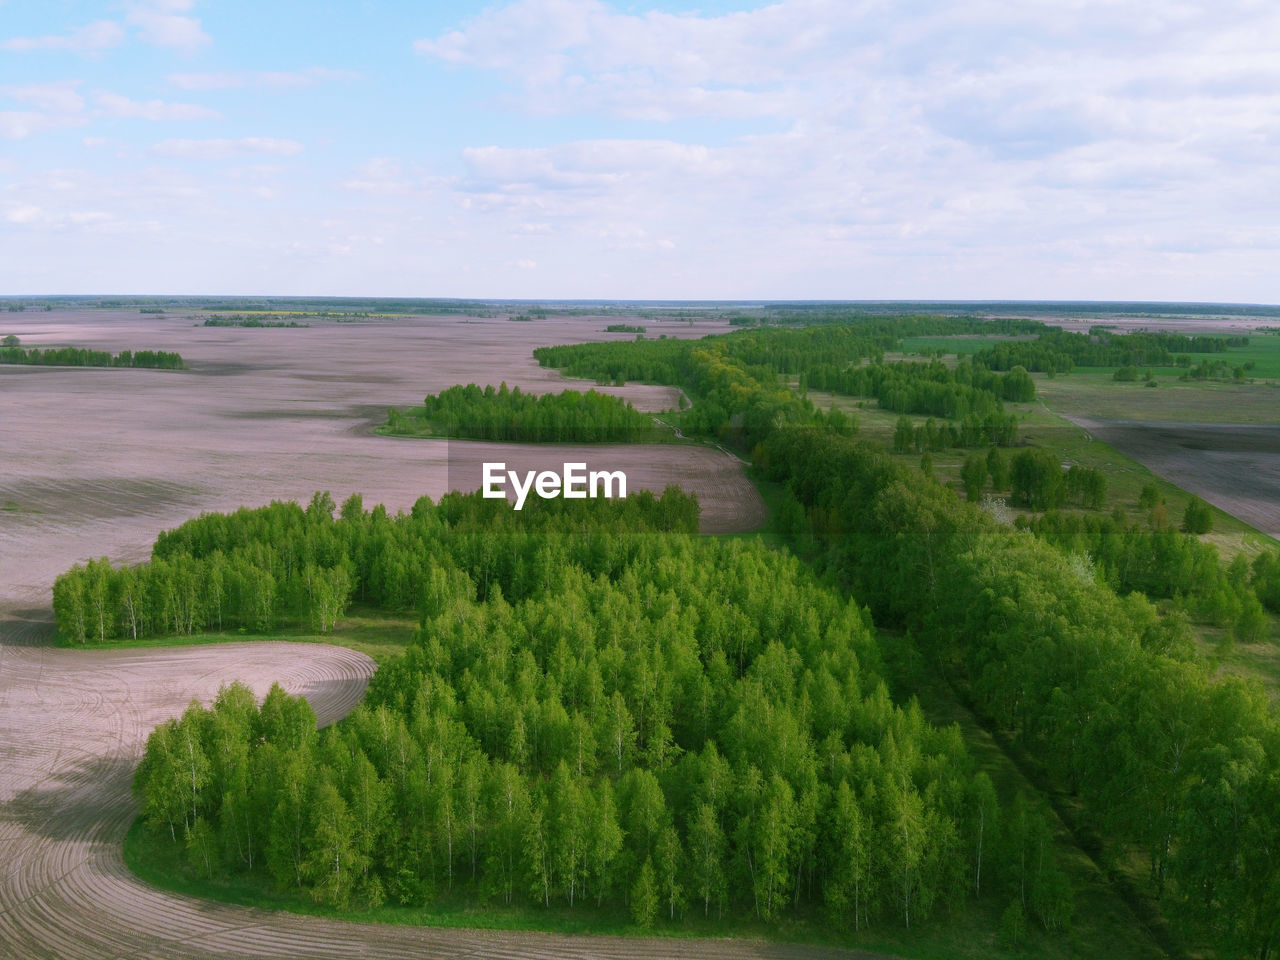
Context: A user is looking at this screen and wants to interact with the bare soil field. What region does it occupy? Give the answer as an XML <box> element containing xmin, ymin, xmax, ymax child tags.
<box><xmin>1067</xmin><ymin>417</ymin><xmax>1280</xmax><ymax>539</ymax></box>
<box><xmin>0</xmin><ymin>310</ymin><xmax>761</xmax><ymax>618</ymax></box>
<box><xmin>0</xmin><ymin>310</ymin><xmax>793</xmax><ymax>960</ymax></box>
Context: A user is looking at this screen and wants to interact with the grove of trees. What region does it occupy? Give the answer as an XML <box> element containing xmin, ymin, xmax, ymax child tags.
<box><xmin>383</xmin><ymin>383</ymin><xmax>657</xmax><ymax>443</ymax></box>
<box><xmin>0</xmin><ymin>345</ymin><xmax>184</xmax><ymax>369</ymax></box>
<box><xmin>127</xmin><ymin>492</ymin><xmax>1072</xmax><ymax>935</ymax></box>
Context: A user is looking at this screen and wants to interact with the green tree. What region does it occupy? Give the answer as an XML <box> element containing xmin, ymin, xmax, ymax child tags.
<box><xmin>1182</xmin><ymin>496</ymin><xmax>1214</xmax><ymax>534</ymax></box>
<box><xmin>303</xmin><ymin>778</ymin><xmax>364</xmax><ymax>906</ymax></box>
<box><xmin>961</xmin><ymin>453</ymin><xmax>989</xmax><ymax>502</ymax></box>
<box><xmin>688</xmin><ymin>801</ymin><xmax>725</xmax><ymax>918</ymax></box>
<box><xmin>631</xmin><ymin>858</ymin><xmax>659</xmax><ymax>928</ymax></box>
<box><xmin>655</xmin><ymin>824</ymin><xmax>684</xmax><ymax>920</ymax></box>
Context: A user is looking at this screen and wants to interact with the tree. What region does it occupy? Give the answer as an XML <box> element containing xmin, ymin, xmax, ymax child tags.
<box><xmin>631</xmin><ymin>858</ymin><xmax>659</xmax><ymax>928</ymax></box>
<box><xmin>893</xmin><ymin>416</ymin><xmax>914</xmax><ymax>453</ymax></box>
<box><xmin>1011</xmin><ymin>448</ymin><xmax>1064</xmax><ymax>510</ymax></box>
<box><xmin>1182</xmin><ymin>496</ymin><xmax>1214</xmax><ymax>534</ymax></box>
<box><xmin>961</xmin><ymin>454</ymin><xmax>989</xmax><ymax>502</ymax></box>
<box><xmin>1138</xmin><ymin>483</ymin><xmax>1161</xmax><ymax>509</ymax></box>
<box><xmin>751</xmin><ymin>774</ymin><xmax>796</xmax><ymax>921</ymax></box>
<box><xmin>987</xmin><ymin>447</ymin><xmax>1010</xmax><ymax>491</ymax></box>
<box><xmin>967</xmin><ymin>773</ymin><xmax>999</xmax><ymax>898</ymax></box>
<box><xmin>52</xmin><ymin>567</ymin><xmax>87</xmax><ymax>644</ymax></box>
<box><xmin>655</xmin><ymin>824</ymin><xmax>684</xmax><ymax>920</ymax></box>
<box><xmin>888</xmin><ymin>778</ymin><xmax>926</xmax><ymax>928</ymax></box>
<box><xmin>549</xmin><ymin>763</ymin><xmax>588</xmax><ymax>906</ymax></box>
<box><xmin>827</xmin><ymin>781</ymin><xmax>873</xmax><ymax>931</ymax></box>
<box><xmin>1003</xmin><ymin>365</ymin><xmax>1035</xmax><ymax>402</ymax></box>
<box><xmin>303</xmin><ymin>778</ymin><xmax>363</xmax><ymax>906</ymax></box>
<box><xmin>586</xmin><ymin>779</ymin><xmax>623</xmax><ymax>907</ymax></box>
<box><xmin>688</xmin><ymin>802</ymin><xmax>725</xmax><ymax>918</ymax></box>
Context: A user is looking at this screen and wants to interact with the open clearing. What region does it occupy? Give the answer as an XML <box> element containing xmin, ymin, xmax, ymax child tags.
<box><xmin>0</xmin><ymin>310</ymin><xmax>789</xmax><ymax>960</ymax></box>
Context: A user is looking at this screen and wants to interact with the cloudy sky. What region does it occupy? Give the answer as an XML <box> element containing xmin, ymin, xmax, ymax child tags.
<box><xmin>2</xmin><ymin>1</ymin><xmax>1279</xmax><ymax>300</ymax></box>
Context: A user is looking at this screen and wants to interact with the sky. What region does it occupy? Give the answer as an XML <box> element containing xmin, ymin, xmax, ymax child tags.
<box><xmin>1</xmin><ymin>0</ymin><xmax>1279</xmax><ymax>301</ymax></box>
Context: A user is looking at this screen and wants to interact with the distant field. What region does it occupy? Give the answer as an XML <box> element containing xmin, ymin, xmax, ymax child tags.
<box><xmin>1036</xmin><ymin>371</ymin><xmax>1280</xmax><ymax>423</ymax></box>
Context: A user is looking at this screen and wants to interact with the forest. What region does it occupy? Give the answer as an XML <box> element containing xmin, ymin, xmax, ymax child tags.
<box><xmin>124</xmin><ymin>491</ymin><xmax>1073</xmax><ymax>936</ymax></box>
<box><xmin>530</xmin><ymin>317</ymin><xmax>1280</xmax><ymax>958</ymax></box>
<box><xmin>382</xmin><ymin>383</ymin><xmax>659</xmax><ymax>443</ymax></box>
<box><xmin>0</xmin><ymin>345</ymin><xmax>185</xmax><ymax>369</ymax></box>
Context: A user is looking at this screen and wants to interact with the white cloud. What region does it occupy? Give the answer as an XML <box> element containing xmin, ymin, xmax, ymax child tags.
<box><xmin>3</xmin><ymin>20</ymin><xmax>124</xmax><ymax>55</ymax></box>
<box><xmin>126</xmin><ymin>0</ymin><xmax>210</xmax><ymax>52</ymax></box>
<box><xmin>167</xmin><ymin>67</ymin><xmax>358</xmax><ymax>90</ymax></box>
<box><xmin>0</xmin><ymin>111</ymin><xmax>86</xmax><ymax>139</ymax></box>
<box><xmin>95</xmin><ymin>92</ymin><xmax>221</xmax><ymax>121</ymax></box>
<box><xmin>3</xmin><ymin>80</ymin><xmax>85</xmax><ymax>113</ymax></box>
<box><xmin>152</xmin><ymin>137</ymin><xmax>304</xmax><ymax>158</ymax></box>
<box><xmin>6</xmin><ymin>205</ymin><xmax>45</xmax><ymax>224</ymax></box>
<box><xmin>342</xmin><ymin>158</ymin><xmax>414</xmax><ymax>196</ymax></box>
<box><xmin>397</xmin><ymin>0</ymin><xmax>1280</xmax><ymax>297</ymax></box>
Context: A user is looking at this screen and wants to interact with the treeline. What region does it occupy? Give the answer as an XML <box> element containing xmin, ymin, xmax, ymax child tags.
<box><xmin>757</xmin><ymin>429</ymin><xmax>1280</xmax><ymax>958</ymax></box>
<box><xmin>54</xmin><ymin>489</ymin><xmax>700</xmax><ymax>645</ymax></box>
<box><xmin>202</xmin><ymin>316</ymin><xmax>308</xmax><ymax>328</ymax></box>
<box><xmin>605</xmin><ymin>323</ymin><xmax>646</xmax><ymax>333</ymax></box>
<box><xmin>536</xmin><ymin>317</ymin><xmax>1046</xmax><ymax>388</ymax></box>
<box><xmin>383</xmin><ymin>383</ymin><xmax>658</xmax><ymax>443</ymax></box>
<box><xmin>535</xmin><ymin>320</ymin><xmax>1032</xmax><ymax>449</ymax></box>
<box><xmin>975</xmin><ymin>328</ymin><xmax>1248</xmax><ymax>373</ymax></box>
<box><xmin>0</xmin><ymin>345</ymin><xmax>184</xmax><ymax>369</ymax></box>
<box><xmin>892</xmin><ymin>413</ymin><xmax>1019</xmax><ymax>452</ymax></box>
<box><xmin>132</xmin><ymin>496</ymin><xmax>1071</xmax><ymax>935</ymax></box>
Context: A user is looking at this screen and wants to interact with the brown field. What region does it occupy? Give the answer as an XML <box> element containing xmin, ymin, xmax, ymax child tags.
<box><xmin>1068</xmin><ymin>417</ymin><xmax>1280</xmax><ymax>538</ymax></box>
<box><xmin>0</xmin><ymin>310</ymin><xmax>762</xmax><ymax>618</ymax></box>
<box><xmin>0</xmin><ymin>310</ymin><xmax>796</xmax><ymax>960</ymax></box>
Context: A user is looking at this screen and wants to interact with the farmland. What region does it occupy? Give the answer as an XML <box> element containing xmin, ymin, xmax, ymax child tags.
<box><xmin>5</xmin><ymin>303</ymin><xmax>1280</xmax><ymax>960</ymax></box>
